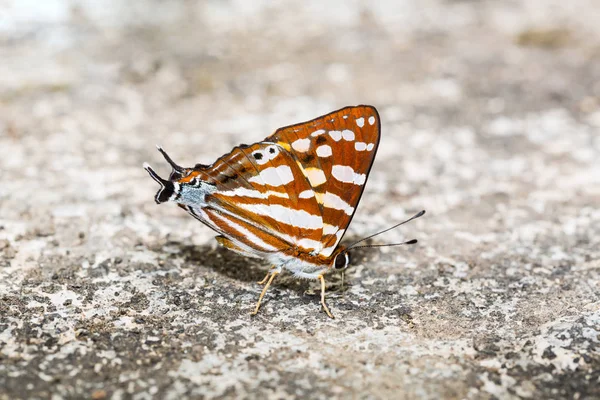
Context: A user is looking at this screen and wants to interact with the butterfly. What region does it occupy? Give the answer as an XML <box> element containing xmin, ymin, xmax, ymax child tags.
<box><xmin>144</xmin><ymin>105</ymin><xmax>424</xmax><ymax>318</ymax></box>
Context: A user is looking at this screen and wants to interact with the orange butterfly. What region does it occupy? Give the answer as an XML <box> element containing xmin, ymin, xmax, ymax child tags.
<box><xmin>145</xmin><ymin>105</ymin><xmax>423</xmax><ymax>318</ymax></box>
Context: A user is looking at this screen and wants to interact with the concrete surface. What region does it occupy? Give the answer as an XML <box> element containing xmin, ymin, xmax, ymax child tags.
<box><xmin>0</xmin><ymin>1</ymin><xmax>599</xmax><ymax>399</ymax></box>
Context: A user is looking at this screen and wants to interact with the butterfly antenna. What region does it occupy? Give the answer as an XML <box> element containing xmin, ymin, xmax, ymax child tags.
<box><xmin>156</xmin><ymin>145</ymin><xmax>184</xmax><ymax>172</ymax></box>
<box><xmin>345</xmin><ymin>210</ymin><xmax>425</xmax><ymax>251</ymax></box>
<box><xmin>349</xmin><ymin>238</ymin><xmax>418</xmax><ymax>250</ymax></box>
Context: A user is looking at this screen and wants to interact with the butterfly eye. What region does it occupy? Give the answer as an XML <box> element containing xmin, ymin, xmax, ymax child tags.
<box><xmin>334</xmin><ymin>252</ymin><xmax>349</xmax><ymax>270</ymax></box>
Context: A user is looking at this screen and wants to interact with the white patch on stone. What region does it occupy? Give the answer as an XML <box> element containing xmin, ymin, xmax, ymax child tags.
<box><xmin>316</xmin><ymin>145</ymin><xmax>332</xmax><ymax>157</ymax></box>
<box><xmin>355</xmin><ymin>117</ymin><xmax>365</xmax><ymax>127</ymax></box>
<box><xmin>291</xmin><ymin>138</ymin><xmax>311</xmax><ymax>152</ymax></box>
<box><xmin>368</xmin><ymin>116</ymin><xmax>375</xmax><ymax>125</ymax></box>
<box><xmin>304</xmin><ymin>167</ymin><xmax>327</xmax><ymax>186</ymax></box>
<box><xmin>311</xmin><ymin>129</ymin><xmax>326</xmax><ymax>137</ymax></box>
<box><xmin>331</xmin><ymin>165</ymin><xmax>366</xmax><ymax>185</ymax></box>
<box><xmin>342</xmin><ymin>129</ymin><xmax>355</xmax><ymax>141</ymax></box>
<box><xmin>249</xmin><ymin>165</ymin><xmax>294</xmax><ymax>187</ymax></box>
<box><xmin>328</xmin><ymin>130</ymin><xmax>342</xmax><ymax>141</ymax></box>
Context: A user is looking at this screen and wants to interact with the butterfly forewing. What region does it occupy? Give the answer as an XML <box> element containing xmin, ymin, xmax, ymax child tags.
<box><xmin>266</xmin><ymin>105</ymin><xmax>380</xmax><ymax>256</ymax></box>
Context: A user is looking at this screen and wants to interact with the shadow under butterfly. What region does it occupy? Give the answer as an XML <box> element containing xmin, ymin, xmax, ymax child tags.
<box><xmin>144</xmin><ymin>105</ymin><xmax>425</xmax><ymax>318</ymax></box>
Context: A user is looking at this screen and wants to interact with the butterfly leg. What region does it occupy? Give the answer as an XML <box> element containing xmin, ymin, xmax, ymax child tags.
<box><xmin>251</xmin><ymin>270</ymin><xmax>279</xmax><ymax>316</ymax></box>
<box><xmin>257</xmin><ymin>266</ymin><xmax>275</xmax><ymax>285</ymax></box>
<box><xmin>318</xmin><ymin>275</ymin><xmax>335</xmax><ymax>319</ymax></box>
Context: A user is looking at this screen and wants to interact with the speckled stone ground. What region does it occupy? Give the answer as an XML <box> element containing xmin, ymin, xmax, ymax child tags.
<box><xmin>1</xmin><ymin>1</ymin><xmax>599</xmax><ymax>399</ymax></box>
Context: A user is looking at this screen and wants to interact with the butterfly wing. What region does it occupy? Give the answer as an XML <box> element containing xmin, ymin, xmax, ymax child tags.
<box><xmin>156</xmin><ymin>105</ymin><xmax>379</xmax><ymax>260</ymax></box>
<box><xmin>182</xmin><ymin>141</ymin><xmax>326</xmax><ymax>258</ymax></box>
<box><xmin>265</xmin><ymin>105</ymin><xmax>380</xmax><ymax>257</ymax></box>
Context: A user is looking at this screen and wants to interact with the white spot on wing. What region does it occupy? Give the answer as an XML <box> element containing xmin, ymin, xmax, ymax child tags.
<box><xmin>291</xmin><ymin>138</ymin><xmax>311</xmax><ymax>152</ymax></box>
<box><xmin>323</xmin><ymin>223</ymin><xmax>339</xmax><ymax>235</ymax></box>
<box><xmin>299</xmin><ymin>189</ymin><xmax>314</xmax><ymax>199</ymax></box>
<box><xmin>253</xmin><ymin>145</ymin><xmax>280</xmax><ymax>165</ymax></box>
<box><xmin>355</xmin><ymin>142</ymin><xmax>375</xmax><ymax>151</ymax></box>
<box><xmin>368</xmin><ymin>116</ymin><xmax>375</xmax><ymax>125</ymax></box>
<box><xmin>321</xmin><ymin>229</ymin><xmax>346</xmax><ymax>257</ymax></box>
<box><xmin>331</xmin><ymin>165</ymin><xmax>366</xmax><ymax>185</ymax></box>
<box><xmin>329</xmin><ymin>130</ymin><xmax>342</xmax><ymax>141</ymax></box>
<box><xmin>316</xmin><ymin>145</ymin><xmax>332</xmax><ymax>157</ymax></box>
<box><xmin>355</xmin><ymin>142</ymin><xmax>367</xmax><ymax>151</ymax></box>
<box><xmin>318</xmin><ymin>192</ymin><xmax>354</xmax><ymax>215</ymax></box>
<box><xmin>249</xmin><ymin>165</ymin><xmax>294</xmax><ymax>187</ymax></box>
<box><xmin>342</xmin><ymin>129</ymin><xmax>355</xmax><ymax>141</ymax></box>
<box><xmin>211</xmin><ymin>213</ymin><xmax>277</xmax><ymax>251</ymax></box>
<box><xmin>304</xmin><ymin>167</ymin><xmax>327</xmax><ymax>186</ymax></box>
<box><xmin>355</xmin><ymin>117</ymin><xmax>365</xmax><ymax>127</ymax></box>
<box><xmin>311</xmin><ymin>129</ymin><xmax>326</xmax><ymax>137</ymax></box>
<box><xmin>220</xmin><ymin>187</ymin><xmax>289</xmax><ymax>199</ymax></box>
<box><xmin>297</xmin><ymin>238</ymin><xmax>323</xmax><ymax>252</ymax></box>
<box><xmin>238</xmin><ymin>203</ymin><xmax>323</xmax><ymax>229</ymax></box>
<box><xmin>266</xmin><ymin>191</ymin><xmax>289</xmax><ymax>199</ymax></box>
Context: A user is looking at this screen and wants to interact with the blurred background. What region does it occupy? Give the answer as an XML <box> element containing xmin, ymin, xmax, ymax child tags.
<box><xmin>2</xmin><ymin>0</ymin><xmax>599</xmax><ymax>250</ymax></box>
<box><xmin>1</xmin><ymin>1</ymin><xmax>599</xmax><ymax>399</ymax></box>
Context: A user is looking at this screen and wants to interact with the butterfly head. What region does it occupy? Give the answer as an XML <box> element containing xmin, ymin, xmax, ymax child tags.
<box><xmin>144</xmin><ymin>146</ymin><xmax>207</xmax><ymax>205</ymax></box>
<box><xmin>143</xmin><ymin>163</ymin><xmax>179</xmax><ymax>204</ymax></box>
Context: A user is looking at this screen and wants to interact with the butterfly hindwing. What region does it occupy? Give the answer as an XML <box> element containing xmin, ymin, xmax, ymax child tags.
<box><xmin>266</xmin><ymin>105</ymin><xmax>380</xmax><ymax>256</ymax></box>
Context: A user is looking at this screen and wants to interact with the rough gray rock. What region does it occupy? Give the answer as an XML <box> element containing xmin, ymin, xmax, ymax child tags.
<box><xmin>1</xmin><ymin>1</ymin><xmax>599</xmax><ymax>399</ymax></box>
